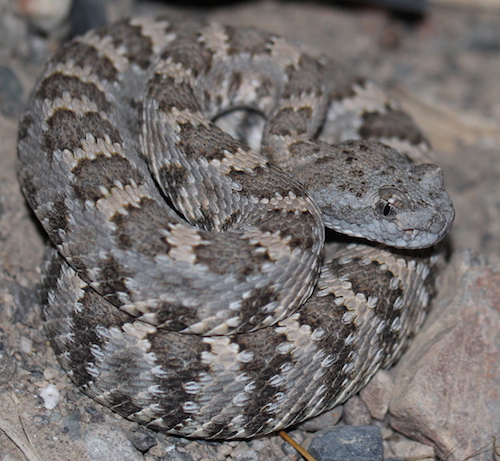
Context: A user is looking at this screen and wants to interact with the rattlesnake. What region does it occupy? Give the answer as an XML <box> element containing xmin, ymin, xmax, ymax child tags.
<box><xmin>17</xmin><ymin>16</ymin><xmax>454</xmax><ymax>439</ymax></box>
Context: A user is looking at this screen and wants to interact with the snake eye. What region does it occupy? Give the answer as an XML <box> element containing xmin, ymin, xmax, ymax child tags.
<box><xmin>376</xmin><ymin>187</ymin><xmax>407</xmax><ymax>220</ymax></box>
<box><xmin>376</xmin><ymin>200</ymin><xmax>397</xmax><ymax>219</ymax></box>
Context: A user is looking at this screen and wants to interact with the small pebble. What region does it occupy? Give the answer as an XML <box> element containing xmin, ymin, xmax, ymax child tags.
<box><xmin>232</xmin><ymin>442</ymin><xmax>258</xmax><ymax>461</ymax></box>
<box><xmin>61</xmin><ymin>410</ymin><xmax>82</xmax><ymax>440</ymax></box>
<box><xmin>129</xmin><ymin>428</ymin><xmax>157</xmax><ymax>453</ymax></box>
<box><xmin>32</xmin><ymin>414</ymin><xmax>49</xmax><ymax>426</ymax></box>
<box><xmin>84</xmin><ymin>406</ymin><xmax>99</xmax><ymax>415</ymax></box>
<box><xmin>43</xmin><ymin>366</ymin><xmax>58</xmax><ymax>380</ymax></box>
<box><xmin>17</xmin><ymin>0</ymin><xmax>72</xmax><ymax>32</ymax></box>
<box><xmin>19</xmin><ymin>336</ymin><xmax>33</xmax><ymax>354</ymax></box>
<box><xmin>38</xmin><ymin>383</ymin><xmax>59</xmax><ymax>409</ymax></box>
<box><xmin>343</xmin><ymin>396</ymin><xmax>372</xmax><ymax>426</ymax></box>
<box><xmin>360</xmin><ymin>370</ymin><xmax>394</xmax><ymax>420</ymax></box>
<box><xmin>159</xmin><ymin>445</ymin><xmax>195</xmax><ymax>461</ymax></box>
<box><xmin>308</xmin><ymin>425</ymin><xmax>384</xmax><ymax>461</ymax></box>
<box><xmin>389</xmin><ymin>439</ymin><xmax>435</xmax><ymax>460</ymax></box>
<box><xmin>298</xmin><ymin>406</ymin><xmax>343</xmax><ymax>432</ymax></box>
<box><xmin>49</xmin><ymin>411</ymin><xmax>62</xmax><ymax>423</ymax></box>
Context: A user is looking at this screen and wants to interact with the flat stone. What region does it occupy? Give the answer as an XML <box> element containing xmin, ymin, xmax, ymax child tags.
<box><xmin>84</xmin><ymin>424</ymin><xmax>144</xmax><ymax>461</ymax></box>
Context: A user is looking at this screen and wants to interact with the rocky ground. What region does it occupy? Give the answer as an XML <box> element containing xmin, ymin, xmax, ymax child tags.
<box><xmin>0</xmin><ymin>1</ymin><xmax>499</xmax><ymax>460</ymax></box>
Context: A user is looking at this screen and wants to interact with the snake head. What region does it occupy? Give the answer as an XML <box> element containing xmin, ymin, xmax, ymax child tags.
<box><xmin>368</xmin><ymin>163</ymin><xmax>454</xmax><ymax>248</ymax></box>
<box><xmin>300</xmin><ymin>140</ymin><xmax>455</xmax><ymax>249</ymax></box>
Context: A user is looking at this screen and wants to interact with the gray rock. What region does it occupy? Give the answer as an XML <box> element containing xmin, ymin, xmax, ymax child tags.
<box><xmin>308</xmin><ymin>425</ymin><xmax>383</xmax><ymax>461</ymax></box>
<box><xmin>84</xmin><ymin>424</ymin><xmax>144</xmax><ymax>461</ymax></box>
<box><xmin>389</xmin><ymin>250</ymin><xmax>500</xmax><ymax>461</ymax></box>
<box><xmin>61</xmin><ymin>410</ymin><xmax>82</xmax><ymax>440</ymax></box>
<box><xmin>128</xmin><ymin>428</ymin><xmax>157</xmax><ymax>453</ymax></box>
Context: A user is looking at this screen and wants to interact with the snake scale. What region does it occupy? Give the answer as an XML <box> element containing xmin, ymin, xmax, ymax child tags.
<box><xmin>17</xmin><ymin>16</ymin><xmax>454</xmax><ymax>439</ymax></box>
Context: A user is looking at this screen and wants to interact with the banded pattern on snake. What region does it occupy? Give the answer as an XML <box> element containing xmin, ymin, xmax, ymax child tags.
<box><xmin>17</xmin><ymin>16</ymin><xmax>453</xmax><ymax>439</ymax></box>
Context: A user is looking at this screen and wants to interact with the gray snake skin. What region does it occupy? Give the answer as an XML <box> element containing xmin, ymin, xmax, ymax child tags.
<box><xmin>17</xmin><ymin>16</ymin><xmax>454</xmax><ymax>439</ymax></box>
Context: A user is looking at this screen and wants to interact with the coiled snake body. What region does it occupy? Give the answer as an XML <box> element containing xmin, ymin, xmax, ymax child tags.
<box><xmin>17</xmin><ymin>17</ymin><xmax>454</xmax><ymax>439</ymax></box>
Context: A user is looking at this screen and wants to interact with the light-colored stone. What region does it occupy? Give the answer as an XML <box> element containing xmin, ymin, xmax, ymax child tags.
<box><xmin>389</xmin><ymin>250</ymin><xmax>500</xmax><ymax>461</ymax></box>
<box><xmin>389</xmin><ymin>439</ymin><xmax>435</xmax><ymax>460</ymax></box>
<box><xmin>14</xmin><ymin>0</ymin><xmax>72</xmax><ymax>32</ymax></box>
<box><xmin>342</xmin><ymin>396</ymin><xmax>372</xmax><ymax>426</ymax></box>
<box><xmin>38</xmin><ymin>383</ymin><xmax>60</xmax><ymax>410</ymax></box>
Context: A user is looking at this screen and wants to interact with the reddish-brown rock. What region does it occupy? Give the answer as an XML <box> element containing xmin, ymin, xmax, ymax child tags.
<box><xmin>389</xmin><ymin>250</ymin><xmax>500</xmax><ymax>461</ymax></box>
